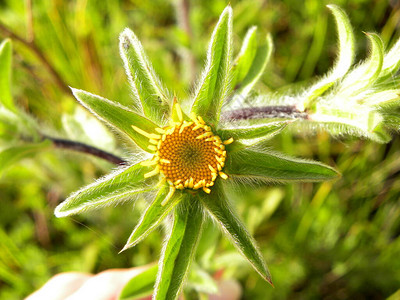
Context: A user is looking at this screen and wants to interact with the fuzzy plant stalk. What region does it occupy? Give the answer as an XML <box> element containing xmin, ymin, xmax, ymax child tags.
<box><xmin>235</xmin><ymin>5</ymin><xmax>400</xmax><ymax>142</ymax></box>
<box><xmin>52</xmin><ymin>6</ymin><xmax>340</xmax><ymax>300</ymax></box>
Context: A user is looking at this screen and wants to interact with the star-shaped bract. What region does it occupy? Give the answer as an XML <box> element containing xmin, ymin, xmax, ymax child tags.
<box><xmin>55</xmin><ymin>6</ymin><xmax>339</xmax><ymax>299</ymax></box>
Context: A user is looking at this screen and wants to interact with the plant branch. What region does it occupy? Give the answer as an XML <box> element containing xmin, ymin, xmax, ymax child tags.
<box><xmin>222</xmin><ymin>106</ymin><xmax>308</xmax><ymax>121</ymax></box>
<box><xmin>0</xmin><ymin>21</ymin><xmax>71</xmax><ymax>95</ymax></box>
<box><xmin>43</xmin><ymin>135</ymin><xmax>128</xmax><ymax>166</ymax></box>
<box><xmin>39</xmin><ymin>105</ymin><xmax>305</xmax><ymax>166</ymax></box>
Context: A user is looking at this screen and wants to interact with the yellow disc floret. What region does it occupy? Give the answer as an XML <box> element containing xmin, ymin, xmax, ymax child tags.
<box><xmin>132</xmin><ymin>103</ymin><xmax>233</xmax><ymax>206</ymax></box>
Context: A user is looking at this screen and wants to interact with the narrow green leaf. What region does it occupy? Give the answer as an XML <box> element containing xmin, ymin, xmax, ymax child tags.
<box><xmin>303</xmin><ymin>4</ymin><xmax>355</xmax><ymax>109</ymax></box>
<box><xmin>382</xmin><ymin>113</ymin><xmax>400</xmax><ymax>131</ymax></box>
<box><xmin>0</xmin><ymin>39</ymin><xmax>15</xmax><ymax>112</ymax></box>
<box><xmin>234</xmin><ymin>33</ymin><xmax>273</xmax><ymax>101</ymax></box>
<box><xmin>119</xmin><ymin>264</ymin><xmax>158</xmax><ymax>300</ymax></box>
<box><xmin>0</xmin><ymin>141</ymin><xmax>51</xmax><ymax>174</ymax></box>
<box><xmin>71</xmin><ymin>88</ymin><xmax>159</xmax><ymax>151</ymax></box>
<box><xmin>361</xmin><ymin>32</ymin><xmax>384</xmax><ymax>83</ymax></box>
<box><xmin>232</xmin><ymin>26</ymin><xmax>258</xmax><ymax>87</ymax></box>
<box><xmin>55</xmin><ymin>162</ymin><xmax>156</xmax><ymax>217</ymax></box>
<box><xmin>154</xmin><ymin>200</ymin><xmax>204</xmax><ymax>300</ymax></box>
<box><xmin>370</xmin><ymin>123</ymin><xmax>391</xmax><ymax>143</ymax></box>
<box><xmin>171</xmin><ymin>97</ymin><xmax>189</xmax><ymax>122</ymax></box>
<box><xmin>0</xmin><ymin>106</ymin><xmax>20</xmax><ymax>142</ymax></box>
<box><xmin>339</xmin><ymin>33</ymin><xmax>384</xmax><ymax>94</ymax></box>
<box><xmin>226</xmin><ymin>148</ymin><xmax>340</xmax><ymax>182</ymax></box>
<box><xmin>311</xmin><ymin>103</ymin><xmax>388</xmax><ymax>142</ymax></box>
<box><xmin>363</xmin><ymin>89</ymin><xmax>400</xmax><ymax>107</ymax></box>
<box><xmin>121</xmin><ymin>186</ymin><xmax>183</xmax><ymax>251</ymax></box>
<box><xmin>218</xmin><ymin>120</ymin><xmax>288</xmax><ymax>142</ymax></box>
<box><xmin>119</xmin><ymin>28</ymin><xmax>171</xmax><ymax>123</ymax></box>
<box><xmin>198</xmin><ymin>182</ymin><xmax>272</xmax><ymax>284</ymax></box>
<box><xmin>379</xmin><ymin>35</ymin><xmax>400</xmax><ymax>80</ymax></box>
<box><xmin>191</xmin><ymin>6</ymin><xmax>232</xmax><ymax>124</ymax></box>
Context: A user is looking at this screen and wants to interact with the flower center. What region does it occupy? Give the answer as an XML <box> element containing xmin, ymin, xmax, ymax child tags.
<box><xmin>132</xmin><ymin>104</ymin><xmax>233</xmax><ymax>206</ymax></box>
<box><xmin>157</xmin><ymin>120</ymin><xmax>226</xmax><ymax>190</ymax></box>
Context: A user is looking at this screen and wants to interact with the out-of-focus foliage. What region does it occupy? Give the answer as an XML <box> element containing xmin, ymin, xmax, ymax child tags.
<box><xmin>0</xmin><ymin>0</ymin><xmax>400</xmax><ymax>299</ymax></box>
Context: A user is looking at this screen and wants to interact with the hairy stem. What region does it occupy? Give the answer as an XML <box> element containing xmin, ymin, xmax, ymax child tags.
<box><xmin>40</xmin><ymin>106</ymin><xmax>304</xmax><ymax>165</ymax></box>
<box><xmin>222</xmin><ymin>106</ymin><xmax>308</xmax><ymax>121</ymax></box>
<box><xmin>43</xmin><ymin>135</ymin><xmax>128</xmax><ymax>165</ymax></box>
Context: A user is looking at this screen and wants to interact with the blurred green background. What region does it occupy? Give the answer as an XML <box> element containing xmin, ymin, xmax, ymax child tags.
<box><xmin>1</xmin><ymin>0</ymin><xmax>400</xmax><ymax>299</ymax></box>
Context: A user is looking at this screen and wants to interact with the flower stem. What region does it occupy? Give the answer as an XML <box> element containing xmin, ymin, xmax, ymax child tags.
<box><xmin>42</xmin><ymin>105</ymin><xmax>307</xmax><ymax>166</ymax></box>
<box><xmin>43</xmin><ymin>135</ymin><xmax>128</xmax><ymax>165</ymax></box>
<box><xmin>222</xmin><ymin>106</ymin><xmax>308</xmax><ymax>121</ymax></box>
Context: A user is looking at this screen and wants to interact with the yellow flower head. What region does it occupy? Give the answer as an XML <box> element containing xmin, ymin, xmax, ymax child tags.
<box><xmin>132</xmin><ymin>101</ymin><xmax>232</xmax><ymax>205</ymax></box>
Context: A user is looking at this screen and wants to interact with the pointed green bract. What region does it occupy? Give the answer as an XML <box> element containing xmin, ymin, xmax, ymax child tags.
<box><xmin>0</xmin><ymin>39</ymin><xmax>15</xmax><ymax>112</ymax></box>
<box><xmin>379</xmin><ymin>36</ymin><xmax>400</xmax><ymax>81</ymax></box>
<box><xmin>198</xmin><ymin>182</ymin><xmax>272</xmax><ymax>284</ymax></box>
<box><xmin>233</xmin><ymin>33</ymin><xmax>273</xmax><ymax>103</ymax></box>
<box><xmin>191</xmin><ymin>6</ymin><xmax>232</xmax><ymax>124</ymax></box>
<box><xmin>311</xmin><ymin>103</ymin><xmax>389</xmax><ymax>143</ymax></box>
<box><xmin>303</xmin><ymin>4</ymin><xmax>355</xmax><ymax>109</ymax></box>
<box><xmin>119</xmin><ymin>28</ymin><xmax>171</xmax><ymax>124</ymax></box>
<box><xmin>71</xmin><ymin>88</ymin><xmax>159</xmax><ymax>151</ymax></box>
<box><xmin>339</xmin><ymin>33</ymin><xmax>384</xmax><ymax>94</ymax></box>
<box><xmin>363</xmin><ymin>33</ymin><xmax>384</xmax><ymax>83</ymax></box>
<box><xmin>218</xmin><ymin>120</ymin><xmax>288</xmax><ymax>143</ymax></box>
<box><xmin>0</xmin><ymin>141</ymin><xmax>51</xmax><ymax>174</ymax></box>
<box><xmin>121</xmin><ymin>186</ymin><xmax>183</xmax><ymax>251</ymax></box>
<box><xmin>171</xmin><ymin>97</ymin><xmax>189</xmax><ymax>122</ymax></box>
<box><xmin>119</xmin><ymin>264</ymin><xmax>158</xmax><ymax>300</ymax></box>
<box><xmin>154</xmin><ymin>200</ymin><xmax>204</xmax><ymax>300</ymax></box>
<box><xmin>232</xmin><ymin>26</ymin><xmax>258</xmax><ymax>88</ymax></box>
<box><xmin>227</xmin><ymin>148</ymin><xmax>340</xmax><ymax>182</ymax></box>
<box><xmin>55</xmin><ymin>163</ymin><xmax>156</xmax><ymax>217</ymax></box>
<box><xmin>365</xmin><ymin>89</ymin><xmax>400</xmax><ymax>107</ymax></box>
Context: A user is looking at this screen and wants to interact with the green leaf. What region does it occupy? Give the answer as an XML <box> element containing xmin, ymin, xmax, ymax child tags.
<box><xmin>303</xmin><ymin>4</ymin><xmax>355</xmax><ymax>109</ymax></box>
<box><xmin>55</xmin><ymin>162</ymin><xmax>156</xmax><ymax>217</ymax></box>
<box><xmin>363</xmin><ymin>89</ymin><xmax>400</xmax><ymax>107</ymax></box>
<box><xmin>232</xmin><ymin>26</ymin><xmax>258</xmax><ymax>87</ymax></box>
<box><xmin>154</xmin><ymin>200</ymin><xmax>204</xmax><ymax>300</ymax></box>
<box><xmin>0</xmin><ymin>107</ymin><xmax>20</xmax><ymax>142</ymax></box>
<box><xmin>71</xmin><ymin>88</ymin><xmax>159</xmax><ymax>151</ymax></box>
<box><xmin>232</xmin><ymin>33</ymin><xmax>273</xmax><ymax>103</ymax></box>
<box><xmin>171</xmin><ymin>97</ymin><xmax>189</xmax><ymax>122</ymax></box>
<box><xmin>379</xmin><ymin>35</ymin><xmax>400</xmax><ymax>81</ymax></box>
<box><xmin>191</xmin><ymin>6</ymin><xmax>232</xmax><ymax>124</ymax></box>
<box><xmin>364</xmin><ymin>33</ymin><xmax>385</xmax><ymax>82</ymax></box>
<box><xmin>198</xmin><ymin>182</ymin><xmax>272</xmax><ymax>284</ymax></box>
<box><xmin>226</xmin><ymin>148</ymin><xmax>340</xmax><ymax>182</ymax></box>
<box><xmin>0</xmin><ymin>141</ymin><xmax>51</xmax><ymax>174</ymax></box>
<box><xmin>119</xmin><ymin>264</ymin><xmax>158</xmax><ymax>300</ymax></box>
<box><xmin>218</xmin><ymin>120</ymin><xmax>289</xmax><ymax>143</ymax></box>
<box><xmin>339</xmin><ymin>33</ymin><xmax>384</xmax><ymax>94</ymax></box>
<box><xmin>382</xmin><ymin>112</ymin><xmax>400</xmax><ymax>131</ymax></box>
<box><xmin>119</xmin><ymin>28</ymin><xmax>171</xmax><ymax>123</ymax></box>
<box><xmin>0</xmin><ymin>39</ymin><xmax>15</xmax><ymax>112</ymax></box>
<box><xmin>311</xmin><ymin>103</ymin><xmax>388</xmax><ymax>143</ymax></box>
<box><xmin>121</xmin><ymin>186</ymin><xmax>183</xmax><ymax>251</ymax></box>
